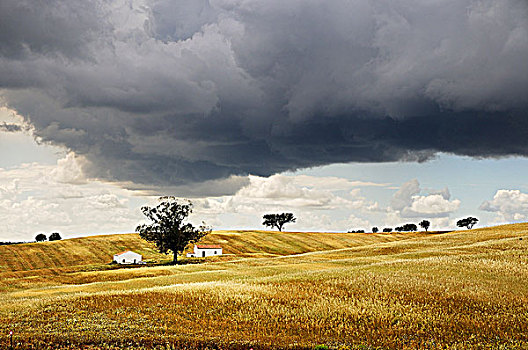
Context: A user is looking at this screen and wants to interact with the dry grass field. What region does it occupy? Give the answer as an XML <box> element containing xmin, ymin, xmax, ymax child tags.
<box><xmin>0</xmin><ymin>225</ymin><xmax>527</xmax><ymax>349</ymax></box>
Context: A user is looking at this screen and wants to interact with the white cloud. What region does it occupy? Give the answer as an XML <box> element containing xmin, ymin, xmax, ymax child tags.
<box><xmin>51</xmin><ymin>152</ymin><xmax>88</xmax><ymax>185</ymax></box>
<box><xmin>479</xmin><ymin>189</ymin><xmax>528</xmax><ymax>222</ymax></box>
<box><xmin>236</xmin><ymin>175</ymin><xmax>354</xmax><ymax>209</ymax></box>
<box><xmin>191</xmin><ymin>174</ymin><xmax>379</xmax><ymax>232</ymax></box>
<box><xmin>384</xmin><ymin>179</ymin><xmax>461</xmax><ymax>230</ymax></box>
<box><xmin>0</xmin><ymin>179</ymin><xmax>19</xmax><ymax>201</ymax></box>
<box><xmin>390</xmin><ymin>178</ymin><xmax>420</xmax><ymax>211</ymax></box>
<box><xmin>389</xmin><ymin>179</ymin><xmax>460</xmax><ymax>218</ymax></box>
<box><xmin>409</xmin><ymin>194</ymin><xmax>461</xmax><ymax>216</ymax></box>
<box><xmin>0</xmin><ymin>107</ymin><xmax>25</xmax><ymax>126</ymax></box>
<box><xmin>0</xmin><ymin>165</ymin><xmax>388</xmax><ymax>239</ymax></box>
<box><xmin>242</xmin><ymin>174</ymin><xmax>380</xmax><ymax>212</ymax></box>
<box><xmin>89</xmin><ymin>194</ymin><xmax>127</xmax><ymax>209</ymax></box>
<box><xmin>287</xmin><ymin>175</ymin><xmax>389</xmax><ymax>191</ymax></box>
<box><xmin>0</xmin><ymin>160</ymin><xmax>146</xmax><ymax>241</ymax></box>
<box><xmin>294</xmin><ymin>213</ymin><xmax>370</xmax><ymax>233</ymax></box>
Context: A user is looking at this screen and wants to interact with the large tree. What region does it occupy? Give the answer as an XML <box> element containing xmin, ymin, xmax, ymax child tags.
<box><xmin>136</xmin><ymin>197</ymin><xmax>211</xmax><ymax>264</ymax></box>
<box><xmin>457</xmin><ymin>217</ymin><xmax>479</xmax><ymax>230</ymax></box>
<box><xmin>35</xmin><ymin>233</ymin><xmax>47</xmax><ymax>242</ymax></box>
<box><xmin>262</xmin><ymin>213</ymin><xmax>296</xmax><ymax>232</ymax></box>
<box><xmin>48</xmin><ymin>232</ymin><xmax>62</xmax><ymax>241</ymax></box>
<box><xmin>419</xmin><ymin>220</ymin><xmax>431</xmax><ymax>232</ymax></box>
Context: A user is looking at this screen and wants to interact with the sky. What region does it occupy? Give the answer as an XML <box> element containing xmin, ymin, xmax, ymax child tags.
<box><xmin>1</xmin><ymin>0</ymin><xmax>528</xmax><ymax>241</ymax></box>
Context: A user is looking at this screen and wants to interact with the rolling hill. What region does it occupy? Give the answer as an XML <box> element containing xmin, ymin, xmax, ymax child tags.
<box><xmin>0</xmin><ymin>224</ymin><xmax>526</xmax><ymax>349</ymax></box>
<box><xmin>0</xmin><ymin>229</ymin><xmax>429</xmax><ymax>273</ymax></box>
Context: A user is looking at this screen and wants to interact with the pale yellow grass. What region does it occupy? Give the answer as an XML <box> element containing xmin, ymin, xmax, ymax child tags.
<box><xmin>0</xmin><ymin>225</ymin><xmax>527</xmax><ymax>349</ymax></box>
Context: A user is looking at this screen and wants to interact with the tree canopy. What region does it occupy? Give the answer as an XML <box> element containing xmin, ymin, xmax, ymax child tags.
<box><xmin>262</xmin><ymin>213</ymin><xmax>296</xmax><ymax>232</ymax></box>
<box><xmin>372</xmin><ymin>227</ymin><xmax>379</xmax><ymax>233</ymax></box>
<box><xmin>457</xmin><ymin>217</ymin><xmax>479</xmax><ymax>229</ymax></box>
<box><xmin>35</xmin><ymin>233</ymin><xmax>47</xmax><ymax>242</ymax></box>
<box><xmin>48</xmin><ymin>232</ymin><xmax>62</xmax><ymax>241</ymax></box>
<box><xmin>395</xmin><ymin>223</ymin><xmax>417</xmax><ymax>232</ymax></box>
<box><xmin>419</xmin><ymin>220</ymin><xmax>431</xmax><ymax>232</ymax></box>
<box><xmin>136</xmin><ymin>197</ymin><xmax>211</xmax><ymax>264</ymax></box>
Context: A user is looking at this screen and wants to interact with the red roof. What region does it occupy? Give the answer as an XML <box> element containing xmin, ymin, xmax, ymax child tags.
<box><xmin>196</xmin><ymin>245</ymin><xmax>222</xmax><ymax>249</ymax></box>
<box><xmin>114</xmin><ymin>250</ymin><xmax>140</xmax><ymax>256</ymax></box>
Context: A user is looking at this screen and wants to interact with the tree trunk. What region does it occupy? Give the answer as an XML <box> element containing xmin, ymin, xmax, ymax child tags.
<box><xmin>172</xmin><ymin>252</ymin><xmax>178</xmax><ymax>265</ymax></box>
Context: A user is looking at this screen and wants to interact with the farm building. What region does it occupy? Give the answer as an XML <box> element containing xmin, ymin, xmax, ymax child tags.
<box><xmin>113</xmin><ymin>250</ymin><xmax>143</xmax><ymax>264</ymax></box>
<box><xmin>186</xmin><ymin>245</ymin><xmax>223</xmax><ymax>258</ymax></box>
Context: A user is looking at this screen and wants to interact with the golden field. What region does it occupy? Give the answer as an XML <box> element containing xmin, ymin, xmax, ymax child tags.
<box><xmin>0</xmin><ymin>225</ymin><xmax>527</xmax><ymax>349</ymax></box>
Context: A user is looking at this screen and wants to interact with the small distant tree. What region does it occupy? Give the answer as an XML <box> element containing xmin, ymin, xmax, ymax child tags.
<box><xmin>48</xmin><ymin>232</ymin><xmax>62</xmax><ymax>241</ymax></box>
<box><xmin>403</xmin><ymin>223</ymin><xmax>418</xmax><ymax>232</ymax></box>
<box><xmin>419</xmin><ymin>220</ymin><xmax>431</xmax><ymax>232</ymax></box>
<box><xmin>383</xmin><ymin>228</ymin><xmax>392</xmax><ymax>233</ymax></box>
<box><xmin>394</xmin><ymin>224</ymin><xmax>417</xmax><ymax>232</ymax></box>
<box><xmin>457</xmin><ymin>217</ymin><xmax>479</xmax><ymax>230</ymax></box>
<box><xmin>262</xmin><ymin>213</ymin><xmax>296</xmax><ymax>232</ymax></box>
<box><xmin>136</xmin><ymin>197</ymin><xmax>211</xmax><ymax>264</ymax></box>
<box><xmin>372</xmin><ymin>227</ymin><xmax>379</xmax><ymax>233</ymax></box>
<box><xmin>35</xmin><ymin>233</ymin><xmax>47</xmax><ymax>242</ymax></box>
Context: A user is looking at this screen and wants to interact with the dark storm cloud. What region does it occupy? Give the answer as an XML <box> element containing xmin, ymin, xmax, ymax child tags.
<box><xmin>0</xmin><ymin>1</ymin><xmax>104</xmax><ymax>59</ymax></box>
<box><xmin>1</xmin><ymin>0</ymin><xmax>528</xmax><ymax>192</ymax></box>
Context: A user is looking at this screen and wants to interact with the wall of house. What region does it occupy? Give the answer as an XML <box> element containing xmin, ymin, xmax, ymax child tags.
<box><xmin>194</xmin><ymin>248</ymin><xmax>222</xmax><ymax>257</ymax></box>
<box><xmin>114</xmin><ymin>253</ymin><xmax>142</xmax><ymax>264</ymax></box>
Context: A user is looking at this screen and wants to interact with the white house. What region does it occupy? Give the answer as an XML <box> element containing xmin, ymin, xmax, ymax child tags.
<box><xmin>186</xmin><ymin>245</ymin><xmax>223</xmax><ymax>258</ymax></box>
<box><xmin>113</xmin><ymin>250</ymin><xmax>143</xmax><ymax>264</ymax></box>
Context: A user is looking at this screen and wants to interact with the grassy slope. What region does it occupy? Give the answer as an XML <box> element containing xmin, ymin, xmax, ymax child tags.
<box><xmin>0</xmin><ymin>225</ymin><xmax>527</xmax><ymax>349</ymax></box>
<box><xmin>204</xmin><ymin>230</ymin><xmax>429</xmax><ymax>256</ymax></box>
<box><xmin>0</xmin><ymin>230</ymin><xmax>424</xmax><ymax>294</ymax></box>
<box><xmin>0</xmin><ymin>233</ymin><xmax>164</xmax><ymax>272</ymax></box>
<box><xmin>0</xmin><ymin>230</ymin><xmax>426</xmax><ymax>273</ymax></box>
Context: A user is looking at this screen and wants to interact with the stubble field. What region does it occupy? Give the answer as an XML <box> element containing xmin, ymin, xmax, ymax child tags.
<box><xmin>0</xmin><ymin>225</ymin><xmax>527</xmax><ymax>349</ymax></box>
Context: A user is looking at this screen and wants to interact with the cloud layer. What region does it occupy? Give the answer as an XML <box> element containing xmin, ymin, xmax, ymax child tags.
<box><xmin>0</xmin><ymin>159</ymin><xmax>142</xmax><ymax>241</ymax></box>
<box><xmin>480</xmin><ymin>189</ymin><xmax>528</xmax><ymax>222</ymax></box>
<box><xmin>1</xmin><ymin>0</ymin><xmax>528</xmax><ymax>189</ymax></box>
<box><xmin>192</xmin><ymin>174</ymin><xmax>381</xmax><ymax>231</ymax></box>
<box><xmin>389</xmin><ymin>179</ymin><xmax>460</xmax><ymax>218</ymax></box>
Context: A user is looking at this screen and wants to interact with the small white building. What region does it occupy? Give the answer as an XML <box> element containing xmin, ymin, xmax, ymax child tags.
<box><xmin>113</xmin><ymin>250</ymin><xmax>143</xmax><ymax>264</ymax></box>
<box><xmin>186</xmin><ymin>245</ymin><xmax>223</xmax><ymax>258</ymax></box>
